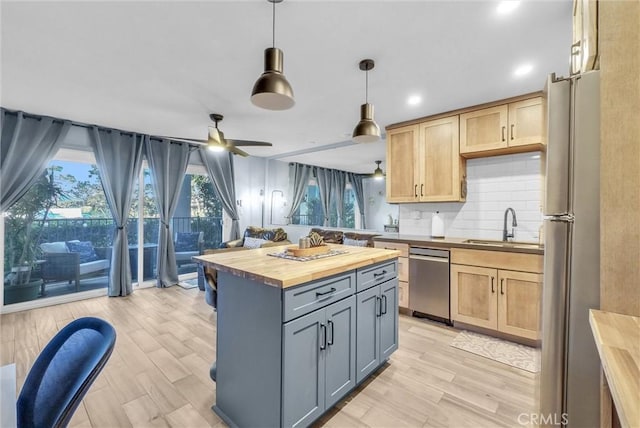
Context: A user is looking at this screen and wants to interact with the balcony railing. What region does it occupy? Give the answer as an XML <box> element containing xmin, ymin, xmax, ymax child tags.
<box><xmin>38</xmin><ymin>216</ymin><xmax>223</xmax><ymax>249</ymax></box>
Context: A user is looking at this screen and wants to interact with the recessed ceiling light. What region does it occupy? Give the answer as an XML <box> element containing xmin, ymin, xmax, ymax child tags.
<box><xmin>496</xmin><ymin>1</ymin><xmax>520</xmax><ymax>15</ymax></box>
<box><xmin>407</xmin><ymin>95</ymin><xmax>422</xmax><ymax>106</ymax></box>
<box><xmin>513</xmin><ymin>63</ymin><xmax>533</xmax><ymax>77</ymax></box>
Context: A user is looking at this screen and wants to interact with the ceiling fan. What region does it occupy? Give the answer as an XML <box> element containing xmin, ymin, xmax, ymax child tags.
<box><xmin>364</xmin><ymin>160</ymin><xmax>385</xmax><ymax>180</ymax></box>
<box><xmin>164</xmin><ymin>113</ymin><xmax>272</xmax><ymax>157</ymax></box>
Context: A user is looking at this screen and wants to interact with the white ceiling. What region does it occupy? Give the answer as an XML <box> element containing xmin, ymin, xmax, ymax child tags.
<box><xmin>1</xmin><ymin>0</ymin><xmax>572</xmax><ymax>173</ymax></box>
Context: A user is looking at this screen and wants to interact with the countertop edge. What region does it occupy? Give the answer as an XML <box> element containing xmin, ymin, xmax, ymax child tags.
<box><xmin>373</xmin><ymin>235</ymin><xmax>544</xmax><ymax>255</ymax></box>
<box><xmin>589</xmin><ymin>309</ymin><xmax>640</xmax><ymax>428</ymax></box>
<box><xmin>194</xmin><ymin>247</ymin><xmax>400</xmax><ymax>289</ymax></box>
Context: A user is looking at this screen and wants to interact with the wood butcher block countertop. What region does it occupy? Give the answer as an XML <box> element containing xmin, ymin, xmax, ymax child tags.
<box><xmin>589</xmin><ymin>309</ymin><xmax>640</xmax><ymax>428</ymax></box>
<box><xmin>193</xmin><ymin>244</ymin><xmax>400</xmax><ymax>289</ymax></box>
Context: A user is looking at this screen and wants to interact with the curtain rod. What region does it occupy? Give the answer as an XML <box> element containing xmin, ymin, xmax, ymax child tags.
<box><xmin>1</xmin><ymin>107</ymin><xmax>202</xmax><ymax>148</ymax></box>
<box><xmin>288</xmin><ymin>161</ymin><xmax>367</xmax><ymax>177</ymax></box>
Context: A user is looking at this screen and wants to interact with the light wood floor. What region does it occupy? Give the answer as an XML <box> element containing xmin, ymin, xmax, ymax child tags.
<box><xmin>0</xmin><ymin>286</ymin><xmax>539</xmax><ymax>427</ymax></box>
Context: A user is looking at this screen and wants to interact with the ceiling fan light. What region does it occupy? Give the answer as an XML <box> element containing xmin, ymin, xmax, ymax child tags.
<box><xmin>352</xmin><ymin>103</ymin><xmax>380</xmax><ymax>143</ymax></box>
<box><xmin>251</xmin><ymin>47</ymin><xmax>295</xmax><ymax>110</ymax></box>
<box><xmin>207</xmin><ymin>127</ymin><xmax>227</xmax><ymax>151</ymax></box>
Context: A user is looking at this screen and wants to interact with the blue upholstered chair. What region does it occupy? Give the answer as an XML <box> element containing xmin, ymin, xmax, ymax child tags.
<box><xmin>17</xmin><ymin>317</ymin><xmax>116</xmax><ymax>428</ymax></box>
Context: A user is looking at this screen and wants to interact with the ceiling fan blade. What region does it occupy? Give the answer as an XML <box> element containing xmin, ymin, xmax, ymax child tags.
<box><xmin>228</xmin><ymin>145</ymin><xmax>250</xmax><ymax>157</ymax></box>
<box><xmin>160</xmin><ymin>136</ymin><xmax>208</xmax><ymax>145</ymax></box>
<box><xmin>227</xmin><ymin>139</ymin><xmax>273</xmax><ymax>147</ymax></box>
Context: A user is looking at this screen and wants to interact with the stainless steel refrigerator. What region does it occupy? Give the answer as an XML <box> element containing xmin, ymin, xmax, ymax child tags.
<box><xmin>540</xmin><ymin>70</ymin><xmax>600</xmax><ymax>427</ymax></box>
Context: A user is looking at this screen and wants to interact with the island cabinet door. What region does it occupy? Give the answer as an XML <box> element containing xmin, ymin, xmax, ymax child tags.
<box><xmin>324</xmin><ymin>296</ymin><xmax>356</xmax><ymax>410</ymax></box>
<box><xmin>379</xmin><ymin>279</ymin><xmax>399</xmax><ymax>360</ymax></box>
<box><xmin>282</xmin><ymin>309</ymin><xmax>326</xmax><ymax>428</ymax></box>
<box><xmin>356</xmin><ymin>285</ymin><xmax>380</xmax><ymax>384</ymax></box>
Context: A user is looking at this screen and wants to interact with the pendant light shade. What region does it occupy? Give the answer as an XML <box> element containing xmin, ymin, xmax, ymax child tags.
<box><xmin>251</xmin><ymin>47</ymin><xmax>295</xmax><ymax>110</ymax></box>
<box><xmin>251</xmin><ymin>0</ymin><xmax>295</xmax><ymax>110</ymax></box>
<box><xmin>372</xmin><ymin>160</ymin><xmax>385</xmax><ymax>180</ymax></box>
<box><xmin>353</xmin><ymin>103</ymin><xmax>381</xmax><ymax>143</ymax></box>
<box><xmin>353</xmin><ymin>59</ymin><xmax>380</xmax><ymax>143</ymax></box>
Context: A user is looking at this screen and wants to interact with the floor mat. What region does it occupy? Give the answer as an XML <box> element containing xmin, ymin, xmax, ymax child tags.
<box><xmin>450</xmin><ymin>330</ymin><xmax>540</xmax><ymax>373</ymax></box>
<box><xmin>178</xmin><ymin>278</ymin><xmax>199</xmax><ymax>289</ymax></box>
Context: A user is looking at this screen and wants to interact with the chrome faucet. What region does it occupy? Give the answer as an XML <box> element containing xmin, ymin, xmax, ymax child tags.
<box><xmin>503</xmin><ymin>208</ymin><xmax>518</xmax><ymax>241</ymax></box>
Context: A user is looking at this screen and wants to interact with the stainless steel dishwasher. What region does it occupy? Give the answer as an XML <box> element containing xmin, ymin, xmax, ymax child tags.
<box><xmin>409</xmin><ymin>247</ymin><xmax>450</xmax><ymax>324</ymax></box>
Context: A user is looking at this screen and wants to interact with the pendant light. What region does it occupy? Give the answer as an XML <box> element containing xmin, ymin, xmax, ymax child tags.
<box><xmin>372</xmin><ymin>160</ymin><xmax>385</xmax><ymax>180</ymax></box>
<box><xmin>251</xmin><ymin>0</ymin><xmax>295</xmax><ymax>110</ymax></box>
<box><xmin>352</xmin><ymin>59</ymin><xmax>380</xmax><ymax>143</ymax></box>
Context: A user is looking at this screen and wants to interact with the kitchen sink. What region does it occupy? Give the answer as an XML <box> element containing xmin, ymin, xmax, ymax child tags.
<box><xmin>463</xmin><ymin>239</ymin><xmax>544</xmax><ymax>250</ymax></box>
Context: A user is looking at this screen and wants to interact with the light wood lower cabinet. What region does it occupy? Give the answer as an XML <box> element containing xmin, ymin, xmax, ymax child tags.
<box><xmin>450</xmin><ymin>265</ymin><xmax>498</xmax><ymax>330</ymax></box>
<box><xmin>450</xmin><ymin>250</ymin><xmax>543</xmax><ymax>340</ymax></box>
<box><xmin>375</xmin><ymin>241</ymin><xmax>409</xmax><ymax>309</ymax></box>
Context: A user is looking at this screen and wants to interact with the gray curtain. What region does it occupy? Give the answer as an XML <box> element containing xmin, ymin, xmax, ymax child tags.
<box><xmin>315</xmin><ymin>167</ymin><xmax>333</xmax><ymax>227</ymax></box>
<box><xmin>333</xmin><ymin>170</ymin><xmax>346</xmax><ymax>227</ymax></box>
<box><xmin>89</xmin><ymin>127</ymin><xmax>144</xmax><ymax>297</ymax></box>
<box><xmin>348</xmin><ymin>173</ymin><xmax>366</xmax><ymax>229</ymax></box>
<box><xmin>145</xmin><ymin>137</ymin><xmax>191</xmax><ymax>287</ymax></box>
<box><xmin>199</xmin><ymin>150</ymin><xmax>241</xmax><ymax>240</ymax></box>
<box><xmin>286</xmin><ymin>163</ymin><xmax>312</xmax><ymax>224</ymax></box>
<box><xmin>0</xmin><ymin>109</ymin><xmax>71</xmax><ymax>211</ymax></box>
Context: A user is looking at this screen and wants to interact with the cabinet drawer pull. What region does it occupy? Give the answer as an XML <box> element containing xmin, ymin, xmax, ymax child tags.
<box><xmin>327</xmin><ymin>320</ymin><xmax>334</xmax><ymax>346</ymax></box>
<box><xmin>491</xmin><ymin>276</ymin><xmax>495</xmax><ymax>293</ymax></box>
<box><xmin>420</xmin><ymin>184</ymin><xmax>424</xmax><ymax>197</ymax></box>
<box><xmin>375</xmin><ymin>296</ymin><xmax>382</xmax><ymax>317</ymax></box>
<box><xmin>501</xmin><ymin>126</ymin><xmax>506</xmax><ymax>142</ymax></box>
<box><xmin>373</xmin><ymin>270</ymin><xmax>387</xmax><ymax>278</ymax></box>
<box><xmin>500</xmin><ymin>278</ymin><xmax>505</xmax><ymax>295</ymax></box>
<box><xmin>510</xmin><ymin>124</ymin><xmax>515</xmax><ymax>140</ymax></box>
<box><xmin>414</xmin><ymin>184</ymin><xmax>418</xmax><ymax>197</ymax></box>
<box><xmin>381</xmin><ymin>295</ymin><xmax>388</xmax><ymax>315</ymax></box>
<box><xmin>316</xmin><ymin>287</ymin><xmax>336</xmax><ymax>297</ymax></box>
<box><xmin>320</xmin><ymin>323</ymin><xmax>327</xmax><ymax>350</ymax></box>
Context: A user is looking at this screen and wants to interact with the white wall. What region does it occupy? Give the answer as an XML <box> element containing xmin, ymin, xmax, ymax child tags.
<box><xmin>398</xmin><ymin>152</ymin><xmax>543</xmax><ymax>242</ymax></box>
<box><xmin>233</xmin><ymin>156</ymin><xmax>267</xmax><ymax>233</ymax></box>
<box><xmin>362</xmin><ymin>177</ymin><xmax>398</xmax><ymax>233</ymax></box>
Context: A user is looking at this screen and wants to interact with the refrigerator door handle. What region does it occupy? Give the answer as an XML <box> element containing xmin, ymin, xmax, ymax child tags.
<box><xmin>543</xmin><ymin>75</ymin><xmax>572</xmax><ymax>215</ymax></box>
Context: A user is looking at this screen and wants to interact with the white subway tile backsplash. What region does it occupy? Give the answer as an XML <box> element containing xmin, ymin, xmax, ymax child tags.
<box><xmin>399</xmin><ymin>152</ymin><xmax>543</xmax><ymax>242</ymax></box>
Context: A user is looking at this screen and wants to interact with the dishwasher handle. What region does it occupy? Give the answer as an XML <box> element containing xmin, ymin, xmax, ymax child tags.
<box><xmin>409</xmin><ymin>254</ymin><xmax>449</xmax><ymax>263</ymax></box>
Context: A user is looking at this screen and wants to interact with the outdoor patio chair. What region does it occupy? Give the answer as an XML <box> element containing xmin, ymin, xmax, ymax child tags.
<box><xmin>40</xmin><ymin>241</ymin><xmax>110</xmax><ymax>292</ymax></box>
<box><xmin>174</xmin><ymin>231</ymin><xmax>204</xmax><ymax>267</ymax></box>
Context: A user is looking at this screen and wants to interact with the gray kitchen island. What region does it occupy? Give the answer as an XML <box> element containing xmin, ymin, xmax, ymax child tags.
<box><xmin>195</xmin><ymin>244</ymin><xmax>400</xmax><ymax>428</ymax></box>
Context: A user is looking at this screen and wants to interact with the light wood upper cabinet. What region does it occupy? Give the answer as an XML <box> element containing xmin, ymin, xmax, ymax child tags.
<box><xmin>460</xmin><ymin>97</ymin><xmax>544</xmax><ymax>157</ymax></box>
<box><xmin>450</xmin><ymin>249</ymin><xmax>543</xmax><ymax>340</ymax></box>
<box><xmin>508</xmin><ymin>98</ymin><xmax>544</xmax><ymax>147</ymax></box>
<box><xmin>459</xmin><ymin>105</ymin><xmax>508</xmax><ymax>153</ymax></box>
<box><xmin>419</xmin><ymin>116</ymin><xmax>465</xmax><ymax>201</ymax></box>
<box><xmin>386</xmin><ymin>125</ymin><xmax>420</xmax><ymax>203</ymax></box>
<box><xmin>386</xmin><ymin>116</ymin><xmax>465</xmax><ymax>203</ymax></box>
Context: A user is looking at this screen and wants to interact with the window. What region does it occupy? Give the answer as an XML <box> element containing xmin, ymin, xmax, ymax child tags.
<box><xmin>173</xmin><ymin>172</ymin><xmax>224</xmax><ymax>276</ymax></box>
<box><xmin>2</xmin><ymin>152</ymin><xmax>226</xmax><ymax>305</ymax></box>
<box><xmin>291</xmin><ymin>179</ymin><xmax>323</xmax><ymax>226</ymax></box>
<box><xmin>4</xmin><ymin>159</ymin><xmax>112</xmax><ymax>305</ymax></box>
<box><xmin>290</xmin><ymin>179</ymin><xmax>359</xmax><ymax>228</ymax></box>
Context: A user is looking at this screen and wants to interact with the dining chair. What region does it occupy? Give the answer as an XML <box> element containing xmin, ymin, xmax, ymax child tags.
<box><xmin>16</xmin><ymin>317</ymin><xmax>116</xmax><ymax>428</ymax></box>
